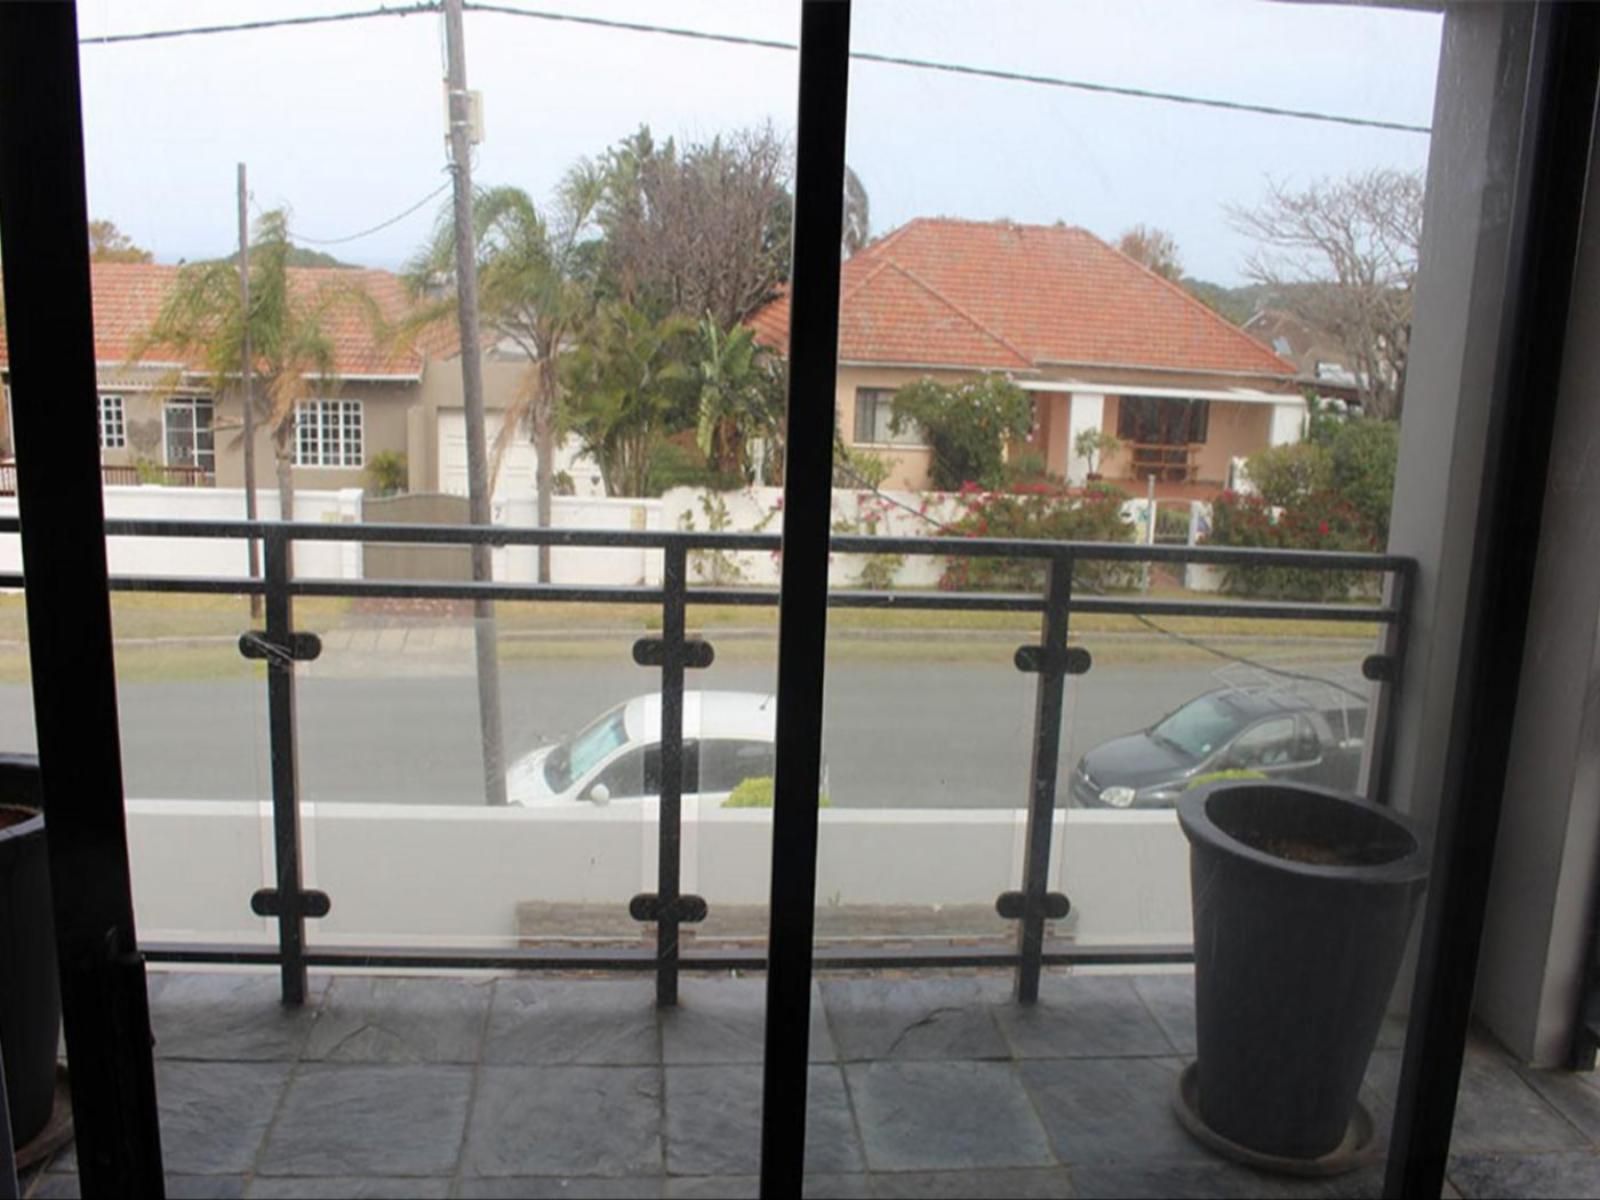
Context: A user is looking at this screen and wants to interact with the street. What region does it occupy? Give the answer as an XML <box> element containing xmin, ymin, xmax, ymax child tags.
<box><xmin>0</xmin><ymin>649</ymin><xmax>1367</xmax><ymax>808</ymax></box>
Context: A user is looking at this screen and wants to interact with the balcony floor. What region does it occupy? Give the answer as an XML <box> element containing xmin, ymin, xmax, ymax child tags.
<box><xmin>20</xmin><ymin>968</ymin><xmax>1600</xmax><ymax>1199</ymax></box>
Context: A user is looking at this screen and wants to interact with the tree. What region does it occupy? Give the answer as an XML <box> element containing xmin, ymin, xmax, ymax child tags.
<box><xmin>842</xmin><ymin>165</ymin><xmax>871</xmax><ymax>257</ymax></box>
<box><xmin>408</xmin><ymin>181</ymin><xmax>601</xmax><ymax>580</ymax></box>
<box><xmin>584</xmin><ymin>124</ymin><xmax>793</xmax><ymax>327</ymax></box>
<box><xmin>561</xmin><ymin>303</ymin><xmax>693</xmax><ymax>497</ymax></box>
<box><xmin>693</xmin><ymin>317</ymin><xmax>782</xmax><ymax>479</ymax></box>
<box><xmin>137</xmin><ymin>209</ymin><xmax>372</xmax><ymax>519</ymax></box>
<box><xmin>890</xmin><ymin>375</ymin><xmax>1034</xmax><ymax>491</ymax></box>
<box><xmin>1229</xmin><ymin>169</ymin><xmax>1424</xmax><ymax>419</ymax></box>
<box><xmin>1116</xmin><ymin>224</ymin><xmax>1182</xmax><ymax>281</ymax></box>
<box><xmin>89</xmin><ymin>219</ymin><xmax>152</xmax><ymax>263</ymax></box>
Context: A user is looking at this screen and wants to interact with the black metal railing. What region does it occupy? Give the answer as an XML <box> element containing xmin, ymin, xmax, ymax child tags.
<box><xmin>0</xmin><ymin>515</ymin><xmax>1415</xmax><ymax>1008</ymax></box>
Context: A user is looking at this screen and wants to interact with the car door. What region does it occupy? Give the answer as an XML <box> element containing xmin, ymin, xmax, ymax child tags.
<box><xmin>1224</xmin><ymin>716</ymin><xmax>1309</xmax><ymax>776</ymax></box>
<box><xmin>698</xmin><ymin>739</ymin><xmax>777</xmax><ymax>804</ymax></box>
<box><xmin>581</xmin><ymin>741</ymin><xmax>700</xmax><ymax>805</ymax></box>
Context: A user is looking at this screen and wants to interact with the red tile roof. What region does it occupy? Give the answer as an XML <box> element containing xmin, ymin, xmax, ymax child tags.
<box><xmin>0</xmin><ymin>261</ymin><xmax>452</xmax><ymax>378</ymax></box>
<box><xmin>749</xmin><ymin>218</ymin><xmax>1296</xmax><ymax>378</ymax></box>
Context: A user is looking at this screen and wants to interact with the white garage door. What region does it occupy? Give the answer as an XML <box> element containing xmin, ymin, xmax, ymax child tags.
<box><xmin>437</xmin><ymin>408</ymin><xmax>538</xmax><ymax>499</ymax></box>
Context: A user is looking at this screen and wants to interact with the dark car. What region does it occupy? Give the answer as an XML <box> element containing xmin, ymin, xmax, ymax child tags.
<box><xmin>1071</xmin><ymin>686</ymin><xmax>1366</xmax><ymax>809</ymax></box>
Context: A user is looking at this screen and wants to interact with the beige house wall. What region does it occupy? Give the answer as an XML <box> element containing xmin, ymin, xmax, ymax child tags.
<box><xmin>416</xmin><ymin>352</ymin><xmax>531</xmax><ymax>491</ymax></box>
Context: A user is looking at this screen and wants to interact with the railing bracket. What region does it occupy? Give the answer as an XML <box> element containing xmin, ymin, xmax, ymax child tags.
<box><xmin>251</xmin><ymin>889</ymin><xmax>331</xmax><ymax>920</ymax></box>
<box><xmin>1014</xmin><ymin>644</ymin><xmax>1091</xmax><ymax>676</ymax></box>
<box><xmin>996</xmin><ymin>890</ymin><xmax>1070</xmax><ymax>921</ymax></box>
<box><xmin>633</xmin><ymin>635</ymin><xmax>714</xmax><ymax>670</ymax></box>
<box><xmin>629</xmin><ymin>893</ymin><xmax>708</xmax><ymax>924</ymax></box>
<box><xmin>1362</xmin><ymin>653</ymin><xmax>1397</xmax><ymax>683</ymax></box>
<box><xmin>239</xmin><ymin>631</ymin><xmax>323</xmax><ymax>663</ymax></box>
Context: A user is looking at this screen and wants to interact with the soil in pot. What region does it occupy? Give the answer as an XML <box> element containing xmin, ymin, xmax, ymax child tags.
<box><xmin>0</xmin><ymin>805</ymin><xmax>34</xmax><ymax>832</ymax></box>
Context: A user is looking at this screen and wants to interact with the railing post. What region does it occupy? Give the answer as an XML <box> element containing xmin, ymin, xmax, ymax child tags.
<box><xmin>262</xmin><ymin>527</ymin><xmax>309</xmax><ymax>1006</ymax></box>
<box><xmin>1358</xmin><ymin>563</ymin><xmax>1411</xmax><ymax>807</ymax></box>
<box><xmin>655</xmin><ymin>542</ymin><xmax>690</xmax><ymax>1007</ymax></box>
<box><xmin>1015</xmin><ymin>554</ymin><xmax>1074</xmax><ymax>1004</ymax></box>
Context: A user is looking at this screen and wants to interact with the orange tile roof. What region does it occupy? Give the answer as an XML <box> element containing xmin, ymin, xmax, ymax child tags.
<box><xmin>0</xmin><ymin>261</ymin><xmax>453</xmax><ymax>378</ymax></box>
<box><xmin>749</xmin><ymin>218</ymin><xmax>1297</xmax><ymax>378</ymax></box>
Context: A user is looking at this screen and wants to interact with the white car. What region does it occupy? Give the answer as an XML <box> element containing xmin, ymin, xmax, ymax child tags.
<box><xmin>507</xmin><ymin>691</ymin><xmax>779</xmax><ymax>807</ymax></box>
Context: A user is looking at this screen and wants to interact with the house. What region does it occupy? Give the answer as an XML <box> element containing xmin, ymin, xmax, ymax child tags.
<box><xmin>1242</xmin><ymin>307</ymin><xmax>1363</xmax><ymax>409</ymax></box>
<box><xmin>749</xmin><ymin>218</ymin><xmax>1306</xmax><ymax>495</ymax></box>
<box><xmin>0</xmin><ymin>261</ymin><xmax>596</xmax><ymax>498</ymax></box>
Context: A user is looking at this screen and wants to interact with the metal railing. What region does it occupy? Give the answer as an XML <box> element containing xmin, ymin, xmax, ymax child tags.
<box><xmin>0</xmin><ymin>515</ymin><xmax>1414</xmax><ymax>1007</ymax></box>
<box><xmin>0</xmin><ymin>462</ymin><xmax>213</xmax><ymax>494</ymax></box>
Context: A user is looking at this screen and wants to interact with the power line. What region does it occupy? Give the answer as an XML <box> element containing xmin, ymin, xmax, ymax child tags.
<box><xmin>80</xmin><ymin>4</ymin><xmax>440</xmax><ymax>45</ymax></box>
<box><xmin>290</xmin><ymin>179</ymin><xmax>451</xmax><ymax>245</ymax></box>
<box><xmin>464</xmin><ymin>2</ymin><xmax>1432</xmax><ymax>135</ymax></box>
<box><xmin>79</xmin><ymin>1</ymin><xmax>1432</xmax><ymax>136</ymax></box>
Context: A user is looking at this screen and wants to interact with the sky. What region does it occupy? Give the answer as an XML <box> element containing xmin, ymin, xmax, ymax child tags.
<box><xmin>73</xmin><ymin>0</ymin><xmax>1443</xmax><ymax>286</ymax></box>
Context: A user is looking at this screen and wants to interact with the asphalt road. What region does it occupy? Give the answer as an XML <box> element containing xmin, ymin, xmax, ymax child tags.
<box><xmin>0</xmin><ymin>656</ymin><xmax>1361</xmax><ymax>808</ymax></box>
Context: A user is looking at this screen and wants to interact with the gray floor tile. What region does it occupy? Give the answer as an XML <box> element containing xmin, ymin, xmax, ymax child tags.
<box><xmin>804</xmin><ymin>1175</ymin><xmax>873</xmax><ymax>1199</ymax></box>
<box><xmin>463</xmin><ymin>1065</ymin><xmax>662</xmax><ymax>1178</ymax></box>
<box><xmin>484</xmin><ymin>979</ymin><xmax>660</xmax><ymax>1065</ymax></box>
<box><xmin>663</xmin><ymin>977</ymin><xmax>836</xmax><ymax>1064</ymax></box>
<box><xmin>152</xmin><ymin>972</ymin><xmax>327</xmax><ymax>1062</ymax></box>
<box><xmin>1517</xmin><ymin>1065</ymin><xmax>1600</xmax><ymax>1142</ymax></box>
<box><xmin>661</xmin><ymin>1179</ymin><xmax>758</xmax><ymax>1199</ymax></box>
<box><xmin>168</xmin><ymin>1178</ymin><xmax>249</xmax><ymax>1200</ymax></box>
<box><xmin>24</xmin><ymin>1175</ymin><xmax>79</xmax><ymax>1200</ymax></box>
<box><xmin>458</xmin><ymin>1179</ymin><xmax>664</xmax><ymax>1199</ymax></box>
<box><xmin>258</xmin><ymin>1064</ymin><xmax>472</xmax><ymax>1177</ymax></box>
<box><xmin>1132</xmin><ymin>974</ymin><xmax>1197</xmax><ymax>1056</ymax></box>
<box><xmin>994</xmin><ymin>976</ymin><xmax>1175</xmax><ymax>1059</ymax></box>
<box><xmin>1449</xmin><ymin>1152</ymin><xmax>1600</xmax><ymax>1199</ymax></box>
<box><xmin>868</xmin><ymin>1167</ymin><xmax>1075</xmax><ymax>1198</ymax></box>
<box><xmin>664</xmin><ymin>1064</ymin><xmax>862</xmax><ymax>1176</ymax></box>
<box><xmin>846</xmin><ymin>1061</ymin><xmax>1055</xmax><ymax>1172</ymax></box>
<box><xmin>1020</xmin><ymin>1057</ymin><xmax>1206</xmax><ymax>1165</ymax></box>
<box><xmin>303</xmin><ymin>976</ymin><xmax>490</xmax><ymax>1064</ymax></box>
<box><xmin>822</xmin><ymin>978</ymin><xmax>1009</xmax><ymax>1063</ymax></box>
<box><xmin>1067</xmin><ymin>1163</ymin><xmax>1385</xmax><ymax>1198</ymax></box>
<box><xmin>247</xmin><ymin>1179</ymin><xmax>451</xmax><ymax>1199</ymax></box>
<box><xmin>157</xmin><ymin>1061</ymin><xmax>291</xmax><ymax>1174</ymax></box>
<box><xmin>1366</xmin><ymin>1045</ymin><xmax>1588</xmax><ymax>1154</ymax></box>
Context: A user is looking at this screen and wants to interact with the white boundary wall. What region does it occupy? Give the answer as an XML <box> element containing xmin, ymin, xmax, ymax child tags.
<box><xmin>0</xmin><ymin>484</ymin><xmax>1219</xmax><ymax>591</ymax></box>
<box><xmin>126</xmin><ymin>800</ymin><xmax>1192</xmax><ymax>948</ymax></box>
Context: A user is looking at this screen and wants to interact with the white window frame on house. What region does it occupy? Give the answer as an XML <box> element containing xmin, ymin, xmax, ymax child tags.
<box><xmin>852</xmin><ymin>387</ymin><xmax>923</xmax><ymax>446</ymax></box>
<box><xmin>98</xmin><ymin>393</ymin><xmax>125</xmax><ymax>450</ymax></box>
<box><xmin>294</xmin><ymin>398</ymin><xmax>364</xmax><ymax>468</ymax></box>
<box><xmin>161</xmin><ymin>395</ymin><xmax>214</xmax><ymax>474</ymax></box>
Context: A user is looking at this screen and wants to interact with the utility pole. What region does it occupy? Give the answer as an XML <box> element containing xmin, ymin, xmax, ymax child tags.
<box><xmin>238</xmin><ymin>162</ymin><xmax>261</xmax><ymax>619</ymax></box>
<box><xmin>444</xmin><ymin>0</ymin><xmax>507</xmax><ymax>806</ymax></box>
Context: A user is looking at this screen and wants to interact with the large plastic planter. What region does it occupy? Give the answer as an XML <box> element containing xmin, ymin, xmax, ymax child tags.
<box><xmin>0</xmin><ymin>754</ymin><xmax>59</xmax><ymax>1148</ymax></box>
<box><xmin>1177</xmin><ymin>781</ymin><xmax>1428</xmax><ymax>1168</ymax></box>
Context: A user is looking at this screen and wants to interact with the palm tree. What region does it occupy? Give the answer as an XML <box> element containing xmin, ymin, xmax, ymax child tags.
<box><xmin>693</xmin><ymin>317</ymin><xmax>780</xmax><ymax>480</ymax></box>
<box><xmin>561</xmin><ymin>303</ymin><xmax>692</xmax><ymax>497</ymax></box>
<box><xmin>407</xmin><ymin>180</ymin><xmax>600</xmax><ymax>582</ymax></box>
<box><xmin>842</xmin><ymin>165</ymin><xmax>871</xmax><ymax>257</ymax></box>
<box><xmin>137</xmin><ymin>209</ymin><xmax>373</xmax><ymax>521</ymax></box>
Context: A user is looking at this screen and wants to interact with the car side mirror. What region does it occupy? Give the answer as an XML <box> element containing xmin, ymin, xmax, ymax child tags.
<box><xmin>586</xmin><ymin>783</ymin><xmax>611</xmax><ymax>806</ymax></box>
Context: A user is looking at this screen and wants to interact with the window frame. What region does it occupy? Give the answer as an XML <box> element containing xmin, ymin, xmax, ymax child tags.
<box><xmin>852</xmin><ymin>386</ymin><xmax>923</xmax><ymax>446</ymax></box>
<box><xmin>97</xmin><ymin>392</ymin><xmax>125</xmax><ymax>450</ymax></box>
<box><xmin>294</xmin><ymin>397</ymin><xmax>365</xmax><ymax>469</ymax></box>
<box><xmin>161</xmin><ymin>395</ymin><xmax>215</xmax><ymax>474</ymax></box>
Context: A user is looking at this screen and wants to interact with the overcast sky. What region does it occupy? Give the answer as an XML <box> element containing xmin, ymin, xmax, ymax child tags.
<box><xmin>74</xmin><ymin>0</ymin><xmax>1442</xmax><ymax>286</ymax></box>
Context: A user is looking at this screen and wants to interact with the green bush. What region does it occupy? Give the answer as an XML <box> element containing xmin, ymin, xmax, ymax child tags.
<box><xmin>938</xmin><ymin>482</ymin><xmax>1137</xmax><ymax>593</ymax></box>
<box><xmin>1209</xmin><ymin>488</ymin><xmax>1377</xmax><ymax>601</ymax></box>
<box><xmin>1243</xmin><ymin>442</ymin><xmax>1332</xmax><ymax>509</ymax></box>
<box><xmin>1184</xmin><ymin>769</ymin><xmax>1268</xmax><ymax>791</ymax></box>
<box><xmin>365</xmin><ymin>450</ymin><xmax>408</xmax><ymax>497</ymax></box>
<box><xmin>890</xmin><ymin>375</ymin><xmax>1034</xmax><ymax>491</ymax></box>
<box><xmin>645</xmin><ymin>440</ymin><xmax>742</xmax><ymax>496</ymax></box>
<box><xmin>722</xmin><ymin>776</ymin><xmax>831</xmax><ymax>808</ymax></box>
<box><xmin>1329</xmin><ymin>419</ymin><xmax>1399</xmax><ymax>540</ymax></box>
<box><xmin>1000</xmin><ymin>451</ymin><xmax>1056</xmax><ymax>488</ymax></box>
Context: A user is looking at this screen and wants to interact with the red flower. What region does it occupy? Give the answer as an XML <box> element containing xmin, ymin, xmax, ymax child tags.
<box><xmin>1318</xmin><ymin>521</ymin><xmax>1330</xmax><ymax>535</ymax></box>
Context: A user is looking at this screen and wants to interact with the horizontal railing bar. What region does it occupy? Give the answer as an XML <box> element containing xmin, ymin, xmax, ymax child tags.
<box><xmin>0</xmin><ymin>515</ymin><xmax>1412</xmax><ymax>571</ymax></box>
<box><xmin>0</xmin><ymin>570</ymin><xmax>1402</xmax><ymax>623</ymax></box>
<box><xmin>139</xmin><ymin>941</ymin><xmax>1196</xmax><ymax>972</ymax></box>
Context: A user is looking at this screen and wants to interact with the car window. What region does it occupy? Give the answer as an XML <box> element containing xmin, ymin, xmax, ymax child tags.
<box><xmin>544</xmin><ymin>705</ymin><xmax>629</xmax><ymax>792</ymax></box>
<box><xmin>1151</xmin><ymin>694</ymin><xmax>1254</xmax><ymax>759</ymax></box>
<box><xmin>1294</xmin><ymin>715</ymin><xmax>1322</xmax><ymax>762</ymax></box>
<box><xmin>588</xmin><ymin>741</ymin><xmax>699</xmax><ymax>799</ymax></box>
<box><xmin>1228</xmin><ymin>717</ymin><xmax>1298</xmax><ymax>768</ymax></box>
<box><xmin>699</xmin><ymin>739</ymin><xmax>776</xmax><ymax>794</ymax></box>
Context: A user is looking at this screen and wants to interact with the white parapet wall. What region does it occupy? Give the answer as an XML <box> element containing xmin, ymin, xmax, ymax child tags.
<box><xmin>125</xmin><ymin>799</ymin><xmax>1193</xmax><ymax>950</ymax></box>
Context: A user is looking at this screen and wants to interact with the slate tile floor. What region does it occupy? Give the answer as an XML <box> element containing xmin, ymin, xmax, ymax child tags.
<box><xmin>20</xmin><ymin>968</ymin><xmax>1600</xmax><ymax>1198</ymax></box>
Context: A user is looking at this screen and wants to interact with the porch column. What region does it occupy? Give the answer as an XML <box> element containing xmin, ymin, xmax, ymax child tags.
<box><xmin>1267</xmin><ymin>398</ymin><xmax>1304</xmax><ymax>447</ymax></box>
<box><xmin>1064</xmin><ymin>391</ymin><xmax>1105</xmax><ymax>484</ymax></box>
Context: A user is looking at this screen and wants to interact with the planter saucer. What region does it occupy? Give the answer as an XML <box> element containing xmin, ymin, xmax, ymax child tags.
<box><xmin>15</xmin><ymin>1065</ymin><xmax>74</xmax><ymax>1171</ymax></box>
<box><xmin>1172</xmin><ymin>1061</ymin><xmax>1378</xmax><ymax>1178</ymax></box>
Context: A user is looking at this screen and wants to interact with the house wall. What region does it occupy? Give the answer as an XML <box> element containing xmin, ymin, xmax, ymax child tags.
<box><xmin>415</xmin><ymin>353</ymin><xmax>531</xmax><ymax>491</ymax></box>
<box><xmin>835</xmin><ymin>365</ymin><xmax>946</xmax><ymax>489</ymax></box>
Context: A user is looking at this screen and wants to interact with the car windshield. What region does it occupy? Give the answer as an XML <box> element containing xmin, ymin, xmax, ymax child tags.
<box><xmin>1150</xmin><ymin>694</ymin><xmax>1255</xmax><ymax>760</ymax></box>
<box><xmin>543</xmin><ymin>706</ymin><xmax>629</xmax><ymax>792</ymax></box>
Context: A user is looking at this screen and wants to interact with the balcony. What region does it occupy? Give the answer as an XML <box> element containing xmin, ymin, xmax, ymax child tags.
<box><xmin>19</xmin><ymin>966</ymin><xmax>1600</xmax><ymax>1199</ymax></box>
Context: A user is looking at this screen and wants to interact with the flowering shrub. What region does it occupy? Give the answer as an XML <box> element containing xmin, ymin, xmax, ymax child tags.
<box><xmin>1209</xmin><ymin>488</ymin><xmax>1379</xmax><ymax>601</ymax></box>
<box><xmin>937</xmin><ymin>481</ymin><xmax>1136</xmax><ymax>593</ymax></box>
